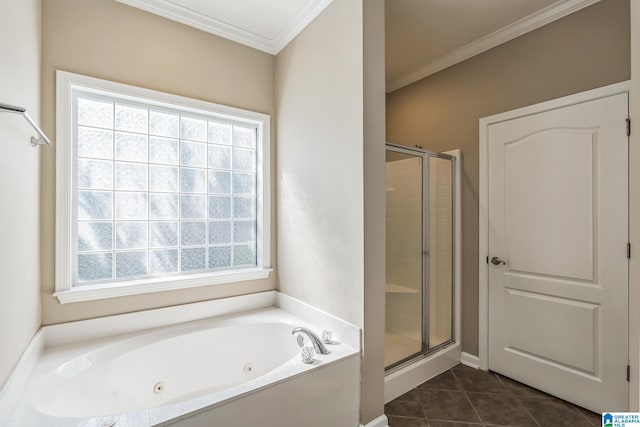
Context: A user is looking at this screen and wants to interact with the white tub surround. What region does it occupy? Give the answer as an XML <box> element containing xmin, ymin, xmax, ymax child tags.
<box><xmin>0</xmin><ymin>331</ymin><xmax>44</xmax><ymax>426</ymax></box>
<box><xmin>44</xmin><ymin>291</ymin><xmax>277</xmax><ymax>348</ymax></box>
<box><xmin>169</xmin><ymin>355</ymin><xmax>360</xmax><ymax>427</ymax></box>
<box><xmin>6</xmin><ymin>291</ymin><xmax>361</xmax><ymax>427</ymax></box>
<box><xmin>275</xmin><ymin>292</ymin><xmax>360</xmax><ymax>350</ymax></box>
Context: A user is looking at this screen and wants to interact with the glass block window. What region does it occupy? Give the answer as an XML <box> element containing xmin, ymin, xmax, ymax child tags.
<box><xmin>73</xmin><ymin>91</ymin><xmax>259</xmax><ymax>286</ymax></box>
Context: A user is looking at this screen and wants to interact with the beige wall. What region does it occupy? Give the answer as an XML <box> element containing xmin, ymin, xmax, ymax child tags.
<box><xmin>386</xmin><ymin>0</ymin><xmax>630</xmax><ymax>356</ymax></box>
<box><xmin>275</xmin><ymin>0</ymin><xmax>387</xmax><ymax>423</ymax></box>
<box><xmin>0</xmin><ymin>0</ymin><xmax>42</xmax><ymax>386</ymax></box>
<box><xmin>40</xmin><ymin>0</ymin><xmax>276</xmax><ymax>325</ymax></box>
<box><xmin>275</xmin><ymin>0</ymin><xmax>364</xmax><ymax>327</ymax></box>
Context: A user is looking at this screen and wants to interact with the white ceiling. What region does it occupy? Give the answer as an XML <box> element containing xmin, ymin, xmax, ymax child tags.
<box><xmin>116</xmin><ymin>0</ymin><xmax>333</xmax><ymax>54</ymax></box>
<box><xmin>386</xmin><ymin>0</ymin><xmax>599</xmax><ymax>91</ymax></box>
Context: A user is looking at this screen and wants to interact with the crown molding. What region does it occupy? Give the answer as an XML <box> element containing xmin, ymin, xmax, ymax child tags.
<box><xmin>387</xmin><ymin>0</ymin><xmax>602</xmax><ymax>93</ymax></box>
<box><xmin>272</xmin><ymin>0</ymin><xmax>333</xmax><ymax>53</ymax></box>
<box><xmin>116</xmin><ymin>0</ymin><xmax>333</xmax><ymax>55</ymax></box>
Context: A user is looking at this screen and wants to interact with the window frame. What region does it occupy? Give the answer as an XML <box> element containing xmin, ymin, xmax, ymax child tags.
<box><xmin>55</xmin><ymin>71</ymin><xmax>271</xmax><ymax>304</ymax></box>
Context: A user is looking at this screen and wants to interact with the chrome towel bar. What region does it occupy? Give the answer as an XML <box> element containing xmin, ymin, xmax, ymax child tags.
<box><xmin>0</xmin><ymin>101</ymin><xmax>52</xmax><ymax>147</ymax></box>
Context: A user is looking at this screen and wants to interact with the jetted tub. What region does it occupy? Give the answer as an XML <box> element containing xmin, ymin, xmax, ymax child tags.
<box><xmin>8</xmin><ymin>305</ymin><xmax>360</xmax><ymax>427</ymax></box>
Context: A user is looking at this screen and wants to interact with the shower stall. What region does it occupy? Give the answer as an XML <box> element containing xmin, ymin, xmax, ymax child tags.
<box><xmin>384</xmin><ymin>143</ymin><xmax>459</xmax><ymax>371</ymax></box>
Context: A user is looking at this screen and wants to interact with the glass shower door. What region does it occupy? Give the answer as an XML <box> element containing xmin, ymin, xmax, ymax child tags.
<box><xmin>428</xmin><ymin>156</ymin><xmax>454</xmax><ymax>349</ymax></box>
<box><xmin>385</xmin><ymin>149</ymin><xmax>424</xmax><ymax>367</ymax></box>
<box><xmin>385</xmin><ymin>144</ymin><xmax>456</xmax><ymax>370</ymax></box>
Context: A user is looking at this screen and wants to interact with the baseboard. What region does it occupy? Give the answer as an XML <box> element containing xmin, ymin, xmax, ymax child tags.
<box><xmin>360</xmin><ymin>414</ymin><xmax>389</xmax><ymax>427</ymax></box>
<box><xmin>0</xmin><ymin>329</ymin><xmax>44</xmax><ymax>426</ymax></box>
<box><xmin>460</xmin><ymin>352</ymin><xmax>480</xmax><ymax>369</ymax></box>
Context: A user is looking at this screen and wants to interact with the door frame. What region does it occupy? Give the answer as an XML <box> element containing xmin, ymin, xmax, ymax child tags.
<box><xmin>629</xmin><ymin>2</ymin><xmax>640</xmax><ymax>411</ymax></box>
<box><xmin>477</xmin><ymin>81</ymin><xmax>632</xmax><ymax>400</ymax></box>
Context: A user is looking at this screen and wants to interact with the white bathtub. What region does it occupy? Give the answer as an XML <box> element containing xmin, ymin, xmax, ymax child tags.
<box><xmin>8</xmin><ymin>299</ymin><xmax>360</xmax><ymax>427</ymax></box>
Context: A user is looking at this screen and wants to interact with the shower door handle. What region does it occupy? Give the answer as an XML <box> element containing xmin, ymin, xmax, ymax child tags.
<box><xmin>490</xmin><ymin>256</ymin><xmax>506</xmax><ymax>266</ymax></box>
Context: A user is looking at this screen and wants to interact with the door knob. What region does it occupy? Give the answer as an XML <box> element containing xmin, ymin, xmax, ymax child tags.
<box><xmin>491</xmin><ymin>256</ymin><xmax>506</xmax><ymax>266</ymax></box>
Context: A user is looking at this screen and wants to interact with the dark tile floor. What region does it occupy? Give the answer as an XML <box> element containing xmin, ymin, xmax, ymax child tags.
<box><xmin>385</xmin><ymin>364</ymin><xmax>601</xmax><ymax>427</ymax></box>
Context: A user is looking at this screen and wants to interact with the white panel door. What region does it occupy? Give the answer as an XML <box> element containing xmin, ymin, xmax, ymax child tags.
<box><xmin>488</xmin><ymin>93</ymin><xmax>629</xmax><ymax>412</ymax></box>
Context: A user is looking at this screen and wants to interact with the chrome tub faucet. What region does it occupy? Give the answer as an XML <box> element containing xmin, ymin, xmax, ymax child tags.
<box><xmin>291</xmin><ymin>327</ymin><xmax>330</xmax><ymax>355</ymax></box>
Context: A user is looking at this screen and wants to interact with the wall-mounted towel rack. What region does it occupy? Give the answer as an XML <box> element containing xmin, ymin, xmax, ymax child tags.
<box><xmin>0</xmin><ymin>101</ymin><xmax>52</xmax><ymax>147</ymax></box>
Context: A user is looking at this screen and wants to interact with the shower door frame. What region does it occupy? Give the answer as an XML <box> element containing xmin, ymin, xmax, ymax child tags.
<box><xmin>385</xmin><ymin>142</ymin><xmax>457</xmax><ymax>371</ymax></box>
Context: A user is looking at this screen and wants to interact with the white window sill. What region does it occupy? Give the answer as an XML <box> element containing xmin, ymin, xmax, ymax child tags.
<box><xmin>54</xmin><ymin>268</ymin><xmax>272</xmax><ymax>304</ymax></box>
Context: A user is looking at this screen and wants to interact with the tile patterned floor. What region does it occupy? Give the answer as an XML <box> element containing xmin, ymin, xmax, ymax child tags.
<box><xmin>385</xmin><ymin>364</ymin><xmax>601</xmax><ymax>427</ymax></box>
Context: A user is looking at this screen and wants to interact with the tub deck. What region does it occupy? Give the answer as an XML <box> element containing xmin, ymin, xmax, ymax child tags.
<box><xmin>8</xmin><ymin>302</ymin><xmax>360</xmax><ymax>427</ymax></box>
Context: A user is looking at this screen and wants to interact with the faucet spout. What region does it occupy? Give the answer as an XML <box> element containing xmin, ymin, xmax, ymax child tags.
<box><xmin>291</xmin><ymin>327</ymin><xmax>330</xmax><ymax>355</ymax></box>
